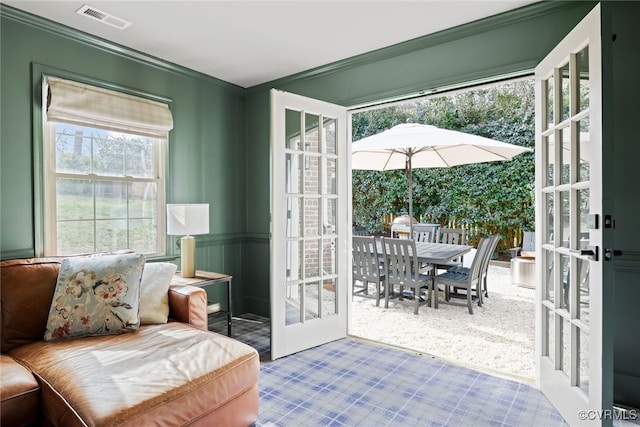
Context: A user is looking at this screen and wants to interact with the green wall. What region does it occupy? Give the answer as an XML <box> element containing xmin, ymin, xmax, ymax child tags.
<box><xmin>0</xmin><ymin>6</ymin><xmax>249</xmax><ymax>312</ymax></box>
<box><xmin>601</xmin><ymin>1</ymin><xmax>640</xmax><ymax>409</ymax></box>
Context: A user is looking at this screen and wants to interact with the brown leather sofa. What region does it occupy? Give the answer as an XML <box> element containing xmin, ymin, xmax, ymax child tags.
<box><xmin>0</xmin><ymin>258</ymin><xmax>260</xmax><ymax>426</ymax></box>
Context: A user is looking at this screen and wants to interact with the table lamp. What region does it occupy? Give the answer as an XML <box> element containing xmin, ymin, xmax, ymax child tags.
<box><xmin>167</xmin><ymin>203</ymin><xmax>209</xmax><ymax>278</ymax></box>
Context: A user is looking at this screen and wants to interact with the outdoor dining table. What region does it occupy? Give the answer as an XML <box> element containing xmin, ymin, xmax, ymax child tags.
<box><xmin>377</xmin><ymin>240</ymin><xmax>472</xmax><ymax>265</ymax></box>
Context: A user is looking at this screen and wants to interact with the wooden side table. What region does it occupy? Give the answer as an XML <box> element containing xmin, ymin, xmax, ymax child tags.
<box><xmin>172</xmin><ymin>270</ymin><xmax>233</xmax><ymax>336</ymax></box>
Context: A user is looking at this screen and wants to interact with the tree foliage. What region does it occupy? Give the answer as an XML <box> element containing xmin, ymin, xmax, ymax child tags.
<box><xmin>352</xmin><ymin>80</ymin><xmax>535</xmax><ymax>253</ymax></box>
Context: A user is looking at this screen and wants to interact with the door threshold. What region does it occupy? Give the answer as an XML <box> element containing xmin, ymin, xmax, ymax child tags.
<box><xmin>348</xmin><ymin>334</ymin><xmax>534</xmax><ymax>384</ymax></box>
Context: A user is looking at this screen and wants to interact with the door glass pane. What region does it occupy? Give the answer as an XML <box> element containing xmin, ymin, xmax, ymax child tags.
<box><xmin>286</xmin><ymin>153</ymin><xmax>302</xmax><ymax>194</ymax></box>
<box><xmin>286</xmin><ymin>240</ymin><xmax>301</xmax><ymax>281</ymax></box>
<box><xmin>578</xmin><ymin>117</ymin><xmax>591</xmax><ymax>182</ymax></box>
<box><xmin>545</xmin><ymin>193</ymin><xmax>554</xmax><ymax>244</ymax></box>
<box><xmin>322</xmin><ymin>278</ymin><xmax>337</xmax><ymax>316</ymax></box>
<box><xmin>305</xmin><ymin>197</ymin><xmax>320</xmax><ymax>236</ymax></box>
<box><xmin>325</xmin><ymin>198</ymin><xmax>337</xmax><ymax>234</ymax></box>
<box><xmin>285</xmin><ymin>109</ymin><xmax>301</xmax><ymax>150</ymax></box>
<box><xmin>578</xmin><ymin>327</ymin><xmax>590</xmax><ymax>395</ymax></box>
<box><xmin>305</xmin><ymin>239</ymin><xmax>320</xmax><ymax>278</ymax></box>
<box><xmin>577</xmin><ymin>47</ymin><xmax>590</xmax><ymax>113</ymax></box>
<box><xmin>560</xmin><ymin>62</ymin><xmax>571</xmax><ymax>121</ymax></box>
<box><xmin>546</xmin><ymin>76</ymin><xmax>554</xmax><ymax>127</ymax></box>
<box><xmin>285</xmin><ymin>283</ymin><xmax>302</xmax><ymax>325</ymax></box>
<box><xmin>304</xmin><ymin>113</ymin><xmax>320</xmax><ymax>153</ymax></box>
<box><xmin>560</xmin><ymin>191</ymin><xmax>570</xmax><ymax>248</ymax></box>
<box><xmin>559</xmin><ymin>128</ymin><xmax>570</xmax><ymax>185</ymax></box>
<box><xmin>544</xmin><ymin>134</ymin><xmax>555</xmax><ymax>186</ymax></box>
<box><xmin>560</xmin><ymin>253</ymin><xmax>570</xmax><ymax>310</ymax></box>
<box><xmin>326</xmin><ymin>158</ymin><xmax>337</xmax><ymax>195</ymax></box>
<box><xmin>544</xmin><ymin>250</ymin><xmax>555</xmax><ymax>303</ymax></box>
<box><xmin>547</xmin><ymin>307</ymin><xmax>556</xmax><ymax>362</ymax></box>
<box><xmin>286</xmin><ymin>197</ymin><xmax>303</xmax><ymax>238</ymax></box>
<box><xmin>561</xmin><ymin>318</ymin><xmax>571</xmax><ymax>377</ymax></box>
<box><xmin>325</xmin><ymin>117</ymin><xmax>337</xmax><ymax>155</ymax></box>
<box><xmin>305</xmin><ymin>281</ymin><xmax>320</xmax><ymax>320</ymax></box>
<box><xmin>305</xmin><ymin>155</ymin><xmax>320</xmax><ymax>195</ymax></box>
<box><xmin>578</xmin><ymin>189</ymin><xmax>590</xmax><ymax>246</ymax></box>
<box><xmin>578</xmin><ymin>258</ymin><xmax>590</xmax><ymax>324</ymax></box>
<box><xmin>323</xmin><ymin>238</ymin><xmax>337</xmax><ymax>275</ymax></box>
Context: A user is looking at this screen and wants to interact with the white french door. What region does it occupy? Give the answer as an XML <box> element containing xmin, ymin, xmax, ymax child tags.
<box><xmin>270</xmin><ymin>89</ymin><xmax>349</xmax><ymax>360</ymax></box>
<box><xmin>535</xmin><ymin>5</ymin><xmax>608</xmax><ymax>425</ymax></box>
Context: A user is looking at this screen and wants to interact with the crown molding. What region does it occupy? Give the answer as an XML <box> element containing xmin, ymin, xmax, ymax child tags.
<box><xmin>0</xmin><ymin>3</ymin><xmax>245</xmax><ymax>96</ymax></box>
<box><xmin>247</xmin><ymin>1</ymin><xmax>596</xmax><ymax>96</ymax></box>
<box><xmin>2</xmin><ymin>1</ymin><xmax>595</xmax><ymax>101</ymax></box>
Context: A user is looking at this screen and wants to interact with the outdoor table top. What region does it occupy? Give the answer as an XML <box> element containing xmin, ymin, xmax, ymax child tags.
<box><xmin>377</xmin><ymin>239</ymin><xmax>472</xmax><ymax>265</ymax></box>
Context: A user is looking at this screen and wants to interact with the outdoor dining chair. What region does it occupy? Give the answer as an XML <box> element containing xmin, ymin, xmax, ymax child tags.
<box><xmin>447</xmin><ymin>235</ymin><xmax>501</xmax><ymax>304</ymax></box>
<box><xmin>381</xmin><ymin>237</ymin><xmax>434</xmax><ymax>315</ymax></box>
<box><xmin>352</xmin><ymin>225</ymin><xmax>371</xmax><ymax>236</ymax></box>
<box><xmin>432</xmin><ymin>236</ymin><xmax>493</xmax><ymax>314</ymax></box>
<box><xmin>435</xmin><ymin>227</ymin><xmax>467</xmax><ymax>271</ymax></box>
<box><xmin>412</xmin><ymin>224</ymin><xmax>438</xmax><ymax>243</ymax></box>
<box><xmin>413</xmin><ymin>230</ymin><xmax>433</xmax><ymax>243</ymax></box>
<box><xmin>352</xmin><ymin>236</ymin><xmax>385</xmax><ymax>306</ymax></box>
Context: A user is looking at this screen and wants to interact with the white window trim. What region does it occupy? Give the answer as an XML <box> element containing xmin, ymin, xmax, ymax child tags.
<box><xmin>41</xmin><ymin>75</ymin><xmax>171</xmax><ymax>257</ymax></box>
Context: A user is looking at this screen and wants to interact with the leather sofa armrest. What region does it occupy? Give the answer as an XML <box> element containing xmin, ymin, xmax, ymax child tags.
<box><xmin>168</xmin><ymin>285</ymin><xmax>208</xmax><ymax>330</ymax></box>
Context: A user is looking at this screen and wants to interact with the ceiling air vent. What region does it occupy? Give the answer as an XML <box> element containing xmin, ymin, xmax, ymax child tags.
<box><xmin>76</xmin><ymin>5</ymin><xmax>131</xmax><ymax>30</ymax></box>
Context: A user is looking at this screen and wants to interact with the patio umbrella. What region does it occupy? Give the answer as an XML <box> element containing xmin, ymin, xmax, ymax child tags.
<box><xmin>351</xmin><ymin>122</ymin><xmax>532</xmax><ymax>232</ymax></box>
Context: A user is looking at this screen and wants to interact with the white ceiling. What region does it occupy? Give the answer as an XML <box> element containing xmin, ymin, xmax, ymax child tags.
<box><xmin>3</xmin><ymin>0</ymin><xmax>538</xmax><ymax>88</ymax></box>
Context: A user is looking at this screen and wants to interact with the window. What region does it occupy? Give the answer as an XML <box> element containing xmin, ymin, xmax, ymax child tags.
<box><xmin>42</xmin><ymin>76</ymin><xmax>173</xmax><ymax>256</ymax></box>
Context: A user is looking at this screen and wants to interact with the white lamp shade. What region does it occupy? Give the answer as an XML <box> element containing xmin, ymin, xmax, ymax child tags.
<box><xmin>167</xmin><ymin>204</ymin><xmax>209</xmax><ymax>236</ymax></box>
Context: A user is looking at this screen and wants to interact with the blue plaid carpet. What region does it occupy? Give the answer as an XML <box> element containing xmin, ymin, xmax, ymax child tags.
<box><xmin>209</xmin><ymin>313</ymin><xmax>271</xmax><ymax>360</ymax></box>
<box><xmin>256</xmin><ymin>338</ymin><xmax>566</xmax><ymax>427</ymax></box>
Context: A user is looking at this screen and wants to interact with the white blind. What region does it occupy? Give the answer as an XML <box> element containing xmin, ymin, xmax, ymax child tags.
<box><xmin>45</xmin><ymin>76</ymin><xmax>174</xmax><ymax>138</ymax></box>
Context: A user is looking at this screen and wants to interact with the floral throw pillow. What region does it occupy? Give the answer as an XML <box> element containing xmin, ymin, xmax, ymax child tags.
<box><xmin>44</xmin><ymin>252</ymin><xmax>145</xmax><ymax>341</ymax></box>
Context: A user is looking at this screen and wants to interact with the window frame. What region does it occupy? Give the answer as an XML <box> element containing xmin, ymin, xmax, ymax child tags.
<box><xmin>34</xmin><ymin>69</ymin><xmax>172</xmax><ymax>258</ymax></box>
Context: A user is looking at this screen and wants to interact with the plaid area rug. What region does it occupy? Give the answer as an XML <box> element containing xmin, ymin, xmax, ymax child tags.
<box><xmin>256</xmin><ymin>338</ymin><xmax>566</xmax><ymax>427</ymax></box>
<box><xmin>208</xmin><ymin>313</ymin><xmax>271</xmax><ymax>360</ymax></box>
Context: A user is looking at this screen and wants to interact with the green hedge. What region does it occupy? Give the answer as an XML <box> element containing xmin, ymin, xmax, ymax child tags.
<box><xmin>352</xmin><ymin>80</ymin><xmax>535</xmax><ymax>253</ymax></box>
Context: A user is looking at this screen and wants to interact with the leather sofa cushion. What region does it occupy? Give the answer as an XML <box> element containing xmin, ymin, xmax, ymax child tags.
<box><xmin>0</xmin><ymin>354</ymin><xmax>41</xmax><ymax>426</ymax></box>
<box><xmin>9</xmin><ymin>323</ymin><xmax>259</xmax><ymax>426</ymax></box>
<box><xmin>1</xmin><ymin>258</ymin><xmax>62</xmax><ymax>352</ymax></box>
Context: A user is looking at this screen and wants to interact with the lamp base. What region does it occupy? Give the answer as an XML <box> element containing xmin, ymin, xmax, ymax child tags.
<box><xmin>180</xmin><ymin>236</ymin><xmax>196</xmax><ymax>278</ymax></box>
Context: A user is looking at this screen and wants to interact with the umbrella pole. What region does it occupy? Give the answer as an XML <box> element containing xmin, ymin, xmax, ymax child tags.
<box><xmin>407</xmin><ymin>150</ymin><xmax>413</xmax><ymax>238</ymax></box>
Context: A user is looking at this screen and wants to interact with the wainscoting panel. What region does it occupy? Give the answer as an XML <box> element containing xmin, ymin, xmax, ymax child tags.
<box><xmin>243</xmin><ymin>235</ymin><xmax>270</xmax><ymax>318</ymax></box>
<box><xmin>613</xmin><ymin>254</ymin><xmax>640</xmax><ymax>409</ymax></box>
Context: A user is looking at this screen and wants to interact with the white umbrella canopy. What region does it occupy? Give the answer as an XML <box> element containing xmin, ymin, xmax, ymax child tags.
<box><xmin>351</xmin><ymin>122</ymin><xmax>532</xmax><ymax>230</ymax></box>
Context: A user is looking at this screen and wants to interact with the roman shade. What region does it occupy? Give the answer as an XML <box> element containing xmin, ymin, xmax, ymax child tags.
<box><xmin>45</xmin><ymin>76</ymin><xmax>173</xmax><ymax>138</ymax></box>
